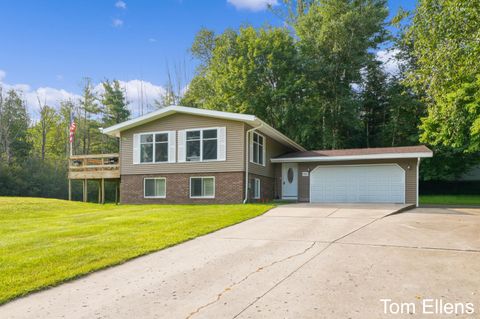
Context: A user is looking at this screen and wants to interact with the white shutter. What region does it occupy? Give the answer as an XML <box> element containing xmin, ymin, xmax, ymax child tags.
<box><xmin>133</xmin><ymin>134</ymin><xmax>141</xmax><ymax>164</ymax></box>
<box><xmin>168</xmin><ymin>131</ymin><xmax>176</xmax><ymax>163</ymax></box>
<box><xmin>178</xmin><ymin>130</ymin><xmax>186</xmax><ymax>162</ymax></box>
<box><xmin>217</xmin><ymin>127</ymin><xmax>226</xmax><ymax>161</ymax></box>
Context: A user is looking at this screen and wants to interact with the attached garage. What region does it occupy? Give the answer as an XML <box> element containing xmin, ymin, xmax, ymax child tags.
<box><xmin>272</xmin><ymin>145</ymin><xmax>433</xmax><ymax>206</ymax></box>
<box><xmin>310</xmin><ymin>164</ymin><xmax>405</xmax><ymax>203</ymax></box>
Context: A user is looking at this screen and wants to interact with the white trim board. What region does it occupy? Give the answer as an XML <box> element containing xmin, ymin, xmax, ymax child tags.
<box><xmin>271</xmin><ymin>152</ymin><xmax>433</xmax><ymax>163</ymax></box>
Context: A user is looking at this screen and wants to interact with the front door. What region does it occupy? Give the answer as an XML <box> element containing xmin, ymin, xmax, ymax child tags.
<box><xmin>282</xmin><ymin>163</ymin><xmax>298</xmax><ymax>200</ymax></box>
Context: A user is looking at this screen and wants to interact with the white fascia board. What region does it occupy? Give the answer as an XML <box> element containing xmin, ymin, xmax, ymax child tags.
<box><xmin>271</xmin><ymin>152</ymin><xmax>433</xmax><ymax>163</ymax></box>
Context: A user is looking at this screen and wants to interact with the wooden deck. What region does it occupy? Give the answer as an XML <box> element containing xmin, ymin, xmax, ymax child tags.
<box><xmin>68</xmin><ymin>153</ymin><xmax>120</xmax><ymax>179</ymax></box>
<box><xmin>68</xmin><ymin>153</ymin><xmax>120</xmax><ymax>203</ymax></box>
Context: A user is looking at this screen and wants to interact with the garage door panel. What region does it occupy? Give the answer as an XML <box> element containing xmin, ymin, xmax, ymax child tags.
<box><xmin>310</xmin><ymin>165</ymin><xmax>405</xmax><ymax>203</ymax></box>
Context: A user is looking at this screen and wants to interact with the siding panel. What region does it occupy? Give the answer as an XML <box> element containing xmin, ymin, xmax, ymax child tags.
<box><xmin>246</xmin><ymin>125</ymin><xmax>294</xmax><ymax>178</ymax></box>
<box><xmin>120</xmin><ymin>113</ymin><xmax>245</xmax><ymax>174</ymax></box>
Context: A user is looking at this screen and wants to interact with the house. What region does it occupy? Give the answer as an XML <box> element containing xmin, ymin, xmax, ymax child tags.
<box><xmin>73</xmin><ymin>105</ymin><xmax>432</xmax><ymax>205</ymax></box>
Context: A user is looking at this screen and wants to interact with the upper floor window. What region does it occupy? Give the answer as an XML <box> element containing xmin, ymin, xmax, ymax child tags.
<box><xmin>251</xmin><ymin>131</ymin><xmax>265</xmax><ymax>166</ymax></box>
<box><xmin>140</xmin><ymin>132</ymin><xmax>169</xmax><ymax>163</ymax></box>
<box><xmin>186</xmin><ymin>128</ymin><xmax>218</xmax><ymax>161</ymax></box>
<box><xmin>133</xmin><ymin>131</ymin><xmax>175</xmax><ymax>164</ymax></box>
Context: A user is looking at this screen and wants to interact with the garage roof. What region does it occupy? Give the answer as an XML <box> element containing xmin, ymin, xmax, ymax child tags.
<box><xmin>271</xmin><ymin>145</ymin><xmax>433</xmax><ymax>163</ymax></box>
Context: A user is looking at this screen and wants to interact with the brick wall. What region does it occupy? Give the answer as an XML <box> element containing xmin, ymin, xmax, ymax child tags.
<box><xmin>247</xmin><ymin>173</ymin><xmax>275</xmax><ymax>203</ymax></box>
<box><xmin>121</xmin><ymin>172</ymin><xmax>244</xmax><ymax>204</ymax></box>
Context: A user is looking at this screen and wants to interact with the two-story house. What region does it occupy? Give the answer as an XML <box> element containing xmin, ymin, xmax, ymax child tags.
<box><xmin>72</xmin><ymin>105</ymin><xmax>432</xmax><ymax>205</ymax></box>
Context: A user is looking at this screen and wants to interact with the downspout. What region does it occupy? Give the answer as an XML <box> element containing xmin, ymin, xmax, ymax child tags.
<box><xmin>243</xmin><ymin>123</ymin><xmax>263</xmax><ymax>204</ymax></box>
<box><xmin>416</xmin><ymin>157</ymin><xmax>421</xmax><ymax>207</ymax></box>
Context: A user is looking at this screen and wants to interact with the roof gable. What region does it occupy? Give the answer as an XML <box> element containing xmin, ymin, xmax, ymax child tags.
<box><xmin>101</xmin><ymin>105</ymin><xmax>305</xmax><ymax>151</ymax></box>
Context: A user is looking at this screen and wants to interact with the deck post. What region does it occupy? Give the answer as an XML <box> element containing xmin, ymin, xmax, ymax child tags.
<box><xmin>68</xmin><ymin>179</ymin><xmax>72</xmax><ymax>201</ymax></box>
<box><xmin>115</xmin><ymin>180</ymin><xmax>119</xmax><ymax>204</ymax></box>
<box><xmin>97</xmin><ymin>180</ymin><xmax>101</xmax><ymax>204</ymax></box>
<box><xmin>83</xmin><ymin>179</ymin><xmax>88</xmax><ymax>202</ymax></box>
<box><xmin>101</xmin><ymin>178</ymin><xmax>105</xmax><ymax>204</ymax></box>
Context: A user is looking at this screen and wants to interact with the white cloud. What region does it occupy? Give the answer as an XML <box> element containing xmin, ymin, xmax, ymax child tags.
<box><xmin>0</xmin><ymin>75</ymin><xmax>166</xmax><ymax>120</ymax></box>
<box><xmin>376</xmin><ymin>49</ymin><xmax>403</xmax><ymax>76</ymax></box>
<box><xmin>112</xmin><ymin>18</ymin><xmax>124</xmax><ymax>27</ymax></box>
<box><xmin>0</xmin><ymin>69</ymin><xmax>6</xmax><ymax>81</ymax></box>
<box><xmin>115</xmin><ymin>0</ymin><xmax>127</xmax><ymax>9</ymax></box>
<box><xmin>227</xmin><ymin>0</ymin><xmax>278</xmax><ymax>11</ymax></box>
<box><xmin>148</xmin><ymin>38</ymin><xmax>157</xmax><ymax>43</ymax></box>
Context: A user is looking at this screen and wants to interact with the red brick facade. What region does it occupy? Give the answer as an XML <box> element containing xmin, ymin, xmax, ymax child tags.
<box><xmin>247</xmin><ymin>173</ymin><xmax>275</xmax><ymax>203</ymax></box>
<box><xmin>120</xmin><ymin>172</ymin><xmax>245</xmax><ymax>204</ymax></box>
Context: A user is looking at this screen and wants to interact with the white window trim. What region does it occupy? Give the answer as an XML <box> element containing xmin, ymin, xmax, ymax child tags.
<box><xmin>253</xmin><ymin>178</ymin><xmax>261</xmax><ymax>199</ymax></box>
<box><xmin>138</xmin><ymin>131</ymin><xmax>173</xmax><ymax>164</ymax></box>
<box><xmin>184</xmin><ymin>127</ymin><xmax>224</xmax><ymax>163</ymax></box>
<box><xmin>189</xmin><ymin>176</ymin><xmax>216</xmax><ymax>199</ymax></box>
<box><xmin>143</xmin><ymin>177</ymin><xmax>167</xmax><ymax>199</ymax></box>
<box><xmin>250</xmin><ymin>131</ymin><xmax>266</xmax><ymax>167</ymax></box>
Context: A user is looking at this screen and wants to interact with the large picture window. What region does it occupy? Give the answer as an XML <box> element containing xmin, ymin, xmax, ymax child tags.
<box><xmin>186</xmin><ymin>129</ymin><xmax>218</xmax><ymax>162</ymax></box>
<box><xmin>140</xmin><ymin>132</ymin><xmax>169</xmax><ymax>163</ymax></box>
<box><xmin>190</xmin><ymin>177</ymin><xmax>215</xmax><ymax>198</ymax></box>
<box><xmin>144</xmin><ymin>178</ymin><xmax>166</xmax><ymax>198</ymax></box>
<box><xmin>251</xmin><ymin>132</ymin><xmax>265</xmax><ymax>165</ymax></box>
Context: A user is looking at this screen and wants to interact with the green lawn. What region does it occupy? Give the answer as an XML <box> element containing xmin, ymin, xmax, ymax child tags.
<box><xmin>419</xmin><ymin>195</ymin><xmax>480</xmax><ymax>206</ymax></box>
<box><xmin>0</xmin><ymin>197</ymin><xmax>273</xmax><ymax>304</ymax></box>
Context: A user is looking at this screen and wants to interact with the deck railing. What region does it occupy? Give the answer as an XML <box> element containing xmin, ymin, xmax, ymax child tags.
<box><xmin>68</xmin><ymin>153</ymin><xmax>120</xmax><ymax>179</ymax></box>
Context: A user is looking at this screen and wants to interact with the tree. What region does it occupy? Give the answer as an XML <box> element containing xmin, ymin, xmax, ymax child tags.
<box><xmin>0</xmin><ymin>88</ymin><xmax>30</xmax><ymax>163</ymax></box>
<box><xmin>33</xmin><ymin>98</ymin><xmax>58</xmax><ymax>161</ymax></box>
<box><xmin>78</xmin><ymin>78</ymin><xmax>100</xmax><ymax>154</ymax></box>
<box><xmin>404</xmin><ymin>0</ymin><xmax>480</xmax><ymax>153</ymax></box>
<box><xmin>295</xmin><ymin>0</ymin><xmax>389</xmax><ymax>149</ymax></box>
<box><xmin>182</xmin><ymin>26</ymin><xmax>308</xmax><ymax>144</ymax></box>
<box><xmin>359</xmin><ymin>60</ymin><xmax>389</xmax><ymax>147</ymax></box>
<box><xmin>101</xmin><ymin>80</ymin><xmax>130</xmax><ymax>127</ymax></box>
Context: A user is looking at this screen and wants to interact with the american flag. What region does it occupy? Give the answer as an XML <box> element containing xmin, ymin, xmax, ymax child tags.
<box><xmin>69</xmin><ymin>114</ymin><xmax>77</xmax><ymax>144</ymax></box>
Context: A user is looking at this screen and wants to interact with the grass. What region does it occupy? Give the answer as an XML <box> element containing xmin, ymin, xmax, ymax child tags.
<box><xmin>419</xmin><ymin>195</ymin><xmax>480</xmax><ymax>206</ymax></box>
<box><xmin>0</xmin><ymin>197</ymin><xmax>273</xmax><ymax>304</ymax></box>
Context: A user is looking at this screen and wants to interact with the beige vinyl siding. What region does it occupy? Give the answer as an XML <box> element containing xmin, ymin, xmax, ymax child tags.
<box><xmin>296</xmin><ymin>158</ymin><xmax>418</xmax><ymax>204</ymax></box>
<box><xmin>120</xmin><ymin>113</ymin><xmax>245</xmax><ymax>175</ymax></box>
<box><xmin>246</xmin><ymin>125</ymin><xmax>294</xmax><ymax>178</ymax></box>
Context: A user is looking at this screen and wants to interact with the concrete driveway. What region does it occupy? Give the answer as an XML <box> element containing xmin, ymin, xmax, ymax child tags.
<box><xmin>2</xmin><ymin>204</ymin><xmax>480</xmax><ymax>318</ymax></box>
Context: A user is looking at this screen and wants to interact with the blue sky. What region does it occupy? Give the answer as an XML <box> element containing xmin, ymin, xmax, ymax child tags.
<box><xmin>0</xmin><ymin>0</ymin><xmax>416</xmax><ymax>117</ymax></box>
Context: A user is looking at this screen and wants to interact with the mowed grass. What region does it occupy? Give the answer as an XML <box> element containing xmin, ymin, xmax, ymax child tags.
<box><xmin>420</xmin><ymin>195</ymin><xmax>480</xmax><ymax>206</ymax></box>
<box><xmin>0</xmin><ymin>197</ymin><xmax>273</xmax><ymax>304</ymax></box>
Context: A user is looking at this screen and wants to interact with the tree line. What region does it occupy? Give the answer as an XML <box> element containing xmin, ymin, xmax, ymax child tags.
<box><xmin>181</xmin><ymin>0</ymin><xmax>479</xmax><ymax>180</ymax></box>
<box><xmin>0</xmin><ymin>0</ymin><xmax>479</xmax><ymax>199</ymax></box>
<box><xmin>0</xmin><ymin>79</ymin><xmax>130</xmax><ymax>198</ymax></box>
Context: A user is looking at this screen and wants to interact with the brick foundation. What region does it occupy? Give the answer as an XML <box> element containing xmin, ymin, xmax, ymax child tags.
<box><xmin>247</xmin><ymin>173</ymin><xmax>275</xmax><ymax>203</ymax></box>
<box><xmin>120</xmin><ymin>172</ymin><xmax>245</xmax><ymax>204</ymax></box>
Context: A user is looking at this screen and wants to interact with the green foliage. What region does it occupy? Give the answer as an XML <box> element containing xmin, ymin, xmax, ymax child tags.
<box><xmin>295</xmin><ymin>0</ymin><xmax>389</xmax><ymax>148</ymax></box>
<box><xmin>0</xmin><ymin>89</ymin><xmax>31</xmax><ymax>163</ymax></box>
<box><xmin>404</xmin><ymin>0</ymin><xmax>480</xmax><ymax>153</ymax></box>
<box><xmin>183</xmin><ymin>26</ymin><xmax>308</xmax><ymax>142</ymax></box>
<box><xmin>101</xmin><ymin>80</ymin><xmax>130</xmax><ymax>127</ymax></box>
<box><xmin>0</xmin><ymin>76</ymin><xmax>131</xmax><ymax>199</ymax></box>
<box><xmin>0</xmin><ymin>197</ymin><xmax>272</xmax><ymax>303</ymax></box>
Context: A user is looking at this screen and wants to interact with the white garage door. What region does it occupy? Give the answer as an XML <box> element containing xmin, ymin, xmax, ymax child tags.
<box><xmin>310</xmin><ymin>164</ymin><xmax>405</xmax><ymax>203</ymax></box>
